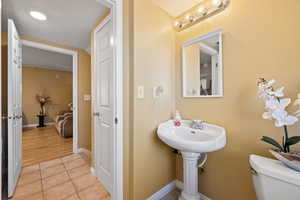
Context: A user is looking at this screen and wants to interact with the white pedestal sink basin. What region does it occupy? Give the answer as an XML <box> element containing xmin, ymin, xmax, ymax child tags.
<box><xmin>157</xmin><ymin>120</ymin><xmax>226</xmax><ymax>200</ymax></box>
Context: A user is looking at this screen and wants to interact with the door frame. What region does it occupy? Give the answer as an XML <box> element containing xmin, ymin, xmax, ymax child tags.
<box><xmin>94</xmin><ymin>0</ymin><xmax>123</xmax><ymax>200</ymax></box>
<box><xmin>0</xmin><ymin>0</ymin><xmax>3</xmax><ymax>199</ymax></box>
<box><xmin>21</xmin><ymin>40</ymin><xmax>79</xmax><ymax>153</ymax></box>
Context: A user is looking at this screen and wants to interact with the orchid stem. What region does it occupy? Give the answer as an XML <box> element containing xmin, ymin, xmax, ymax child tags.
<box><xmin>276</xmin><ymin>97</ymin><xmax>290</xmax><ymax>152</ymax></box>
<box><xmin>284</xmin><ymin>125</ymin><xmax>289</xmax><ymax>152</ymax></box>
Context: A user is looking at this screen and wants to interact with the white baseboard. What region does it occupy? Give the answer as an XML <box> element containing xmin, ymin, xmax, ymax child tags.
<box><xmin>175</xmin><ymin>180</ymin><xmax>211</xmax><ymax>200</ymax></box>
<box><xmin>147</xmin><ymin>180</ymin><xmax>177</xmax><ymax>200</ymax></box>
<box><xmin>77</xmin><ymin>148</ymin><xmax>90</xmax><ymax>153</ymax></box>
<box><xmin>175</xmin><ymin>180</ymin><xmax>183</xmax><ymax>191</ymax></box>
<box><xmin>22</xmin><ymin>122</ymin><xmax>55</xmax><ymax>128</ymax></box>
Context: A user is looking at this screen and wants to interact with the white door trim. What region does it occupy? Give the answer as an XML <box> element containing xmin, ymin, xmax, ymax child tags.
<box><xmin>21</xmin><ymin>40</ymin><xmax>79</xmax><ymax>154</ymax></box>
<box><xmin>94</xmin><ymin>0</ymin><xmax>123</xmax><ymax>199</ymax></box>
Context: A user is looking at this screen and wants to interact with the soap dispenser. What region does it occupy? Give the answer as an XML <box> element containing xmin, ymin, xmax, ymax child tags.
<box><xmin>174</xmin><ymin>110</ymin><xmax>182</xmax><ymax>127</ymax></box>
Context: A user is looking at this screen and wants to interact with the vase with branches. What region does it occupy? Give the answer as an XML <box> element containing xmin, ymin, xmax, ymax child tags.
<box><xmin>257</xmin><ymin>78</ymin><xmax>300</xmax><ymax>153</ymax></box>
<box><xmin>36</xmin><ymin>94</ymin><xmax>51</xmax><ymax>116</ymax></box>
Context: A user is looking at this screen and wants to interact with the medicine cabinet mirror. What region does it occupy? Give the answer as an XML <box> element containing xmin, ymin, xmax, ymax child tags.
<box><xmin>182</xmin><ymin>30</ymin><xmax>223</xmax><ymax>98</ymax></box>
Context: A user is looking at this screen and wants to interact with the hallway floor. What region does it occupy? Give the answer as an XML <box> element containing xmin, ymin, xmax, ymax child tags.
<box><xmin>22</xmin><ymin>126</ymin><xmax>73</xmax><ymax>166</ymax></box>
<box><xmin>11</xmin><ymin>153</ymin><xmax>111</xmax><ymax>200</ymax></box>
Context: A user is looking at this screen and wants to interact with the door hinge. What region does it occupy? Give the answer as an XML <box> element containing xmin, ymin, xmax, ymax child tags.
<box><xmin>115</xmin><ymin>117</ymin><xmax>118</xmax><ymax>124</ymax></box>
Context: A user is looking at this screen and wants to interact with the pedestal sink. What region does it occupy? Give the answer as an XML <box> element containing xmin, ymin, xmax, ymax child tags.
<box><xmin>157</xmin><ymin>120</ymin><xmax>226</xmax><ymax>200</ymax></box>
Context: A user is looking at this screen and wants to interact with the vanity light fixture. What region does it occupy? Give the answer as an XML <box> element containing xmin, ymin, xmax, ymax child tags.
<box><xmin>30</xmin><ymin>11</ymin><xmax>47</xmax><ymax>21</ymax></box>
<box><xmin>174</xmin><ymin>0</ymin><xmax>230</xmax><ymax>31</ymax></box>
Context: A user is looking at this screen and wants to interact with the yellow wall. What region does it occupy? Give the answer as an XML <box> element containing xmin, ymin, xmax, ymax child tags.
<box><xmin>123</xmin><ymin>0</ymin><xmax>134</xmax><ymax>199</ymax></box>
<box><xmin>22</xmin><ymin>66</ymin><xmax>72</xmax><ymax>125</ymax></box>
<box><xmin>175</xmin><ymin>0</ymin><xmax>300</xmax><ymax>199</ymax></box>
<box><xmin>131</xmin><ymin>0</ymin><xmax>176</xmax><ymax>199</ymax></box>
<box><xmin>2</xmin><ymin>32</ymin><xmax>92</xmax><ymax>150</ymax></box>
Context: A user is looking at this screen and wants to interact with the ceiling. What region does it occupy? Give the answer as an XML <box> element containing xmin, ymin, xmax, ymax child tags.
<box><xmin>2</xmin><ymin>0</ymin><xmax>107</xmax><ymax>50</ymax></box>
<box><xmin>23</xmin><ymin>46</ymin><xmax>73</xmax><ymax>72</ymax></box>
<box><xmin>152</xmin><ymin>0</ymin><xmax>203</xmax><ymax>17</ymax></box>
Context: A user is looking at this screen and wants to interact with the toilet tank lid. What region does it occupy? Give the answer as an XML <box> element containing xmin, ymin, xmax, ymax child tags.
<box><xmin>250</xmin><ymin>154</ymin><xmax>300</xmax><ymax>186</ymax></box>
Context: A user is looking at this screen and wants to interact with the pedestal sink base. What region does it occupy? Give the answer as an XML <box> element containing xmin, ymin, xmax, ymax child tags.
<box><xmin>180</xmin><ymin>152</ymin><xmax>202</xmax><ymax>200</ymax></box>
<box><xmin>179</xmin><ymin>192</ymin><xmax>201</xmax><ymax>200</ymax></box>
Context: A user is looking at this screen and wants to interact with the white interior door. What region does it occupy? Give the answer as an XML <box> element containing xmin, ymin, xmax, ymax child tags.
<box><xmin>93</xmin><ymin>16</ymin><xmax>115</xmax><ymax>194</ymax></box>
<box><xmin>8</xmin><ymin>19</ymin><xmax>22</xmax><ymax>197</ymax></box>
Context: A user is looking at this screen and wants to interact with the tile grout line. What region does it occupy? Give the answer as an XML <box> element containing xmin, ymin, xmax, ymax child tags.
<box><xmin>22</xmin><ymin>156</ymin><xmax>77</xmax><ymax>199</ymax></box>
<box><xmin>63</xmin><ymin>156</ymin><xmax>84</xmax><ymax>200</ymax></box>
<box><xmin>42</xmin><ymin>158</ymin><xmax>77</xmax><ymax>199</ymax></box>
<box><xmin>12</xmin><ymin>164</ymin><xmax>43</xmax><ymax>199</ymax></box>
<box><xmin>14</xmin><ymin>154</ymin><xmax>96</xmax><ymax>200</ymax></box>
<box><xmin>77</xmin><ymin>153</ymin><xmax>111</xmax><ymax>200</ymax></box>
<box><xmin>41</xmin><ymin>160</ymin><xmax>72</xmax><ymax>199</ymax></box>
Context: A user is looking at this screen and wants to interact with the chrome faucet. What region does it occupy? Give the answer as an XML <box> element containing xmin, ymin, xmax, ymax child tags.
<box><xmin>191</xmin><ymin>120</ymin><xmax>205</xmax><ymax>130</ymax></box>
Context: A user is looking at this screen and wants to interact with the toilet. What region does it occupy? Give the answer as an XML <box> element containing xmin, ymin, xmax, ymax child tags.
<box><xmin>250</xmin><ymin>154</ymin><xmax>300</xmax><ymax>200</ymax></box>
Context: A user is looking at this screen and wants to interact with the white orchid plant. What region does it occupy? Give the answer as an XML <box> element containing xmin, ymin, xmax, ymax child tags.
<box><xmin>258</xmin><ymin>78</ymin><xmax>300</xmax><ymax>153</ymax></box>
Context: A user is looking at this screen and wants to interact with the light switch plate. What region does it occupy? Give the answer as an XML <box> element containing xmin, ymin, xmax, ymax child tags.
<box><xmin>84</xmin><ymin>94</ymin><xmax>91</xmax><ymax>101</ymax></box>
<box><xmin>137</xmin><ymin>86</ymin><xmax>144</xmax><ymax>99</ymax></box>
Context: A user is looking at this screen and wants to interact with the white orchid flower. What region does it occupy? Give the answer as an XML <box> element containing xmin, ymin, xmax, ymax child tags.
<box><xmin>265</xmin><ymin>98</ymin><xmax>291</xmax><ymax>110</ymax></box>
<box><xmin>257</xmin><ymin>89</ymin><xmax>268</xmax><ymax>100</ymax></box>
<box><xmin>262</xmin><ymin>111</ymin><xmax>273</xmax><ymax>120</ymax></box>
<box><xmin>258</xmin><ymin>78</ymin><xmax>299</xmax><ymax>129</ymax></box>
<box><xmin>258</xmin><ymin>87</ymin><xmax>275</xmax><ymax>100</ymax></box>
<box><xmin>272</xmin><ymin>109</ymin><xmax>298</xmax><ymax>127</ymax></box>
<box><xmin>258</xmin><ymin>79</ymin><xmax>275</xmax><ymax>89</ymax></box>
<box><xmin>258</xmin><ymin>79</ymin><xmax>282</xmax><ymax>100</ymax></box>
<box><xmin>269</xmin><ymin>86</ymin><xmax>285</xmax><ymax>97</ymax></box>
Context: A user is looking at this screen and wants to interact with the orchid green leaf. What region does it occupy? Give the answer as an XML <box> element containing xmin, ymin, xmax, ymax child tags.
<box><xmin>286</xmin><ymin>136</ymin><xmax>300</xmax><ymax>146</ymax></box>
<box><xmin>261</xmin><ymin>136</ymin><xmax>283</xmax><ymax>151</ymax></box>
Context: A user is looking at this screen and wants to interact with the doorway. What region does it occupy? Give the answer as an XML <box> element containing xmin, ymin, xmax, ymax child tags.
<box><xmin>22</xmin><ymin>40</ymin><xmax>79</xmax><ymax>154</ymax></box>
<box><xmin>21</xmin><ymin>41</ymin><xmax>77</xmax><ymax>166</ymax></box>
<box><xmin>1</xmin><ymin>0</ymin><xmax>123</xmax><ymax>199</ymax></box>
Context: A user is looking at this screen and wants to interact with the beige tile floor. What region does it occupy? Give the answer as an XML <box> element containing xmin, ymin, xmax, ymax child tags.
<box><xmin>10</xmin><ymin>153</ymin><xmax>111</xmax><ymax>200</ymax></box>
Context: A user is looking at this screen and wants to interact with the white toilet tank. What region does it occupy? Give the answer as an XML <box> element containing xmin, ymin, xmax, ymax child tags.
<box><xmin>250</xmin><ymin>154</ymin><xmax>300</xmax><ymax>200</ymax></box>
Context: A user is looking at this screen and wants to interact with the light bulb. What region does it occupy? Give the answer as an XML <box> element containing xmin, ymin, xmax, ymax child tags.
<box><xmin>212</xmin><ymin>0</ymin><xmax>222</xmax><ymax>6</ymax></box>
<box><xmin>174</xmin><ymin>21</ymin><xmax>182</xmax><ymax>28</ymax></box>
<box><xmin>198</xmin><ymin>7</ymin><xmax>207</xmax><ymax>15</ymax></box>
<box><xmin>185</xmin><ymin>14</ymin><xmax>191</xmax><ymax>20</ymax></box>
<box><xmin>185</xmin><ymin>14</ymin><xmax>194</xmax><ymax>22</ymax></box>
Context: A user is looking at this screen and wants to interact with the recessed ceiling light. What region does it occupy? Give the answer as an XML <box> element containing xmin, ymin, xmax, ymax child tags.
<box><xmin>30</xmin><ymin>11</ymin><xmax>47</xmax><ymax>21</ymax></box>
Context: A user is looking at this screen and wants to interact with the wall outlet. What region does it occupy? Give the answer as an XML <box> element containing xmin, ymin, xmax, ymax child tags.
<box><xmin>137</xmin><ymin>86</ymin><xmax>144</xmax><ymax>99</ymax></box>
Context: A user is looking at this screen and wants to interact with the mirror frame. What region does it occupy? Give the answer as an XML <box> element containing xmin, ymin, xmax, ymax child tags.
<box><xmin>182</xmin><ymin>29</ymin><xmax>223</xmax><ymax>98</ymax></box>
